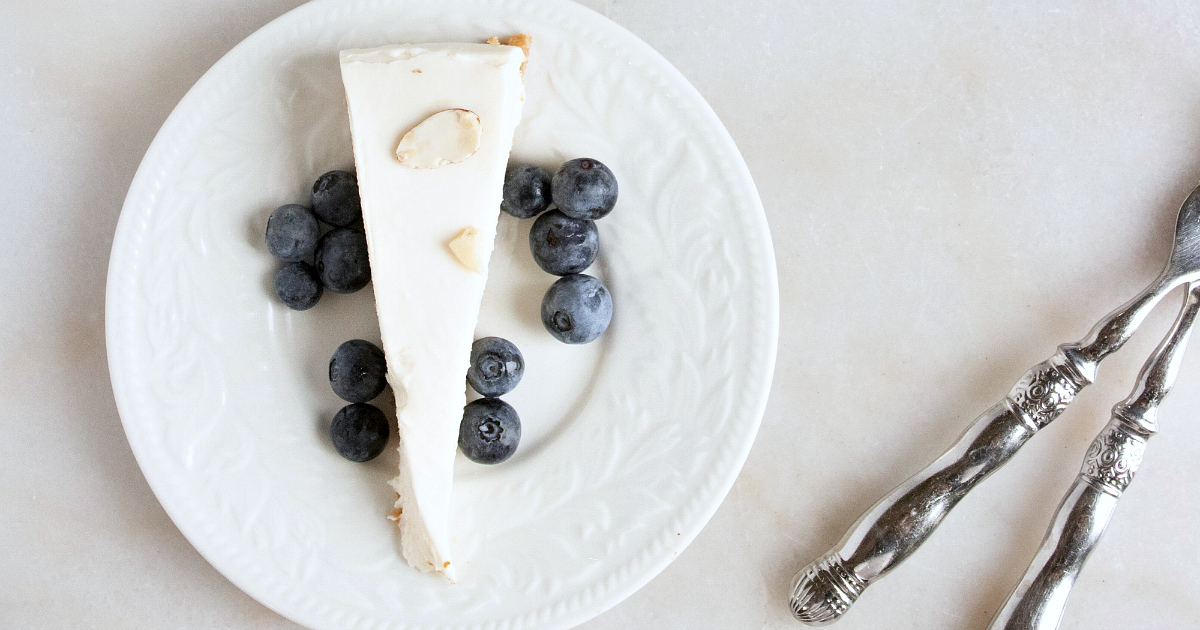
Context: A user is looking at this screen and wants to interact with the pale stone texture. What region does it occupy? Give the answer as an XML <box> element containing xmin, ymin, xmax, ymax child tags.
<box><xmin>5</xmin><ymin>0</ymin><xmax>1200</xmax><ymax>629</ymax></box>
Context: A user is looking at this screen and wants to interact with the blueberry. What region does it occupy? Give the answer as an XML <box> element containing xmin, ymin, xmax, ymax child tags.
<box><xmin>501</xmin><ymin>163</ymin><xmax>552</xmax><ymax>219</ymax></box>
<box><xmin>329</xmin><ymin>339</ymin><xmax>387</xmax><ymax>403</ymax></box>
<box><xmin>529</xmin><ymin>210</ymin><xmax>599</xmax><ymax>275</ymax></box>
<box><xmin>330</xmin><ymin>403</ymin><xmax>389</xmax><ymax>462</ymax></box>
<box><xmin>541</xmin><ymin>274</ymin><xmax>613</xmax><ymax>344</ymax></box>
<box><xmin>265</xmin><ymin>204</ymin><xmax>320</xmax><ymax>262</ymax></box>
<box><xmin>315</xmin><ymin>228</ymin><xmax>370</xmax><ymax>293</ymax></box>
<box><xmin>310</xmin><ymin>170</ymin><xmax>361</xmax><ymax>227</ymax></box>
<box><xmin>467</xmin><ymin>337</ymin><xmax>524</xmax><ymax>397</ymax></box>
<box><xmin>551</xmin><ymin>158</ymin><xmax>617</xmax><ymax>221</ymax></box>
<box><xmin>458</xmin><ymin>398</ymin><xmax>521</xmax><ymax>464</ymax></box>
<box><xmin>273</xmin><ymin>262</ymin><xmax>323</xmax><ymax>310</ymax></box>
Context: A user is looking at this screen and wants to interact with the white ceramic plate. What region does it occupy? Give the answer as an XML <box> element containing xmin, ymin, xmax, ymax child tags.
<box><xmin>106</xmin><ymin>0</ymin><xmax>777</xmax><ymax>628</ymax></box>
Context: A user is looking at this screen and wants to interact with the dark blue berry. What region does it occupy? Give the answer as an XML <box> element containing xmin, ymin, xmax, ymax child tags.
<box><xmin>330</xmin><ymin>403</ymin><xmax>389</xmax><ymax>462</ymax></box>
<box><xmin>310</xmin><ymin>170</ymin><xmax>361</xmax><ymax>227</ymax></box>
<box><xmin>541</xmin><ymin>274</ymin><xmax>612</xmax><ymax>344</ymax></box>
<box><xmin>329</xmin><ymin>339</ymin><xmax>387</xmax><ymax>403</ymax></box>
<box><xmin>529</xmin><ymin>210</ymin><xmax>598</xmax><ymax>275</ymax></box>
<box><xmin>467</xmin><ymin>337</ymin><xmax>524</xmax><ymax>397</ymax></box>
<box><xmin>501</xmin><ymin>163</ymin><xmax>552</xmax><ymax>219</ymax></box>
<box><xmin>315</xmin><ymin>228</ymin><xmax>370</xmax><ymax>293</ymax></box>
<box><xmin>273</xmin><ymin>262</ymin><xmax>323</xmax><ymax>310</ymax></box>
<box><xmin>458</xmin><ymin>398</ymin><xmax>521</xmax><ymax>464</ymax></box>
<box><xmin>265</xmin><ymin>204</ymin><xmax>320</xmax><ymax>262</ymax></box>
<box><xmin>551</xmin><ymin>158</ymin><xmax>617</xmax><ymax>220</ymax></box>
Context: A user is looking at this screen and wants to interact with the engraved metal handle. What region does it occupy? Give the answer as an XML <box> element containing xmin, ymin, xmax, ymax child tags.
<box><xmin>789</xmin><ymin>278</ymin><xmax>1181</xmax><ymax>626</ymax></box>
<box><xmin>988</xmin><ymin>283</ymin><xmax>1200</xmax><ymax>630</ymax></box>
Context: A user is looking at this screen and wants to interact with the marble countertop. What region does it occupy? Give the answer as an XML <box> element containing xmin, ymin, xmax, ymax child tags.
<box><xmin>5</xmin><ymin>0</ymin><xmax>1200</xmax><ymax>628</ymax></box>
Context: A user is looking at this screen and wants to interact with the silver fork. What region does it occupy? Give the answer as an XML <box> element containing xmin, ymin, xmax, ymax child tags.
<box><xmin>987</xmin><ymin>281</ymin><xmax>1200</xmax><ymax>630</ymax></box>
<box><xmin>790</xmin><ymin>182</ymin><xmax>1200</xmax><ymax>626</ymax></box>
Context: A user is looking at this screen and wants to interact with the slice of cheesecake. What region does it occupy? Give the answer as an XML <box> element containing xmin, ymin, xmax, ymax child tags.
<box><xmin>339</xmin><ymin>38</ymin><xmax>528</xmax><ymax>581</ymax></box>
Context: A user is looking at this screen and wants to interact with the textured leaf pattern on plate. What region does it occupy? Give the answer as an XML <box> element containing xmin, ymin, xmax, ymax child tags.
<box><xmin>106</xmin><ymin>1</ymin><xmax>777</xmax><ymax>629</ymax></box>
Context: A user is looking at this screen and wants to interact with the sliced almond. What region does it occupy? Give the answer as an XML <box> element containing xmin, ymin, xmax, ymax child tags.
<box><xmin>395</xmin><ymin>109</ymin><xmax>482</xmax><ymax>169</ymax></box>
<box><xmin>447</xmin><ymin>226</ymin><xmax>487</xmax><ymax>273</ymax></box>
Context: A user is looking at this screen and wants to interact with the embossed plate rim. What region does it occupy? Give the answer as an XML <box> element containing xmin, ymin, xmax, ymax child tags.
<box><xmin>106</xmin><ymin>0</ymin><xmax>778</xmax><ymax>628</ymax></box>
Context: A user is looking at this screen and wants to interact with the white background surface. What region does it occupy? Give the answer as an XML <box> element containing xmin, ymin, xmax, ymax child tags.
<box><xmin>5</xmin><ymin>1</ymin><xmax>1200</xmax><ymax>629</ymax></box>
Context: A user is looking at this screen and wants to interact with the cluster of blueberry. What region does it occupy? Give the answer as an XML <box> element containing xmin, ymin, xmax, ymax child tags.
<box><xmin>327</xmin><ymin>340</ymin><xmax>390</xmax><ymax>462</ymax></box>
<box><xmin>460</xmin><ymin>337</ymin><xmax>525</xmax><ymax>464</ymax></box>
<box><xmin>267</xmin><ymin>160</ymin><xmax>617</xmax><ymax>466</ymax></box>
<box><xmin>503</xmin><ymin>158</ymin><xmax>616</xmax><ymax>344</ymax></box>
<box><xmin>322</xmin><ymin>335</ymin><xmax>526</xmax><ymax>465</ymax></box>
<box><xmin>265</xmin><ymin>171</ymin><xmax>370</xmax><ymax>310</ymax></box>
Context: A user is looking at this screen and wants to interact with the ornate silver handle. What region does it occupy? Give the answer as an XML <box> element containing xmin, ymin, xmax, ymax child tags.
<box><xmin>988</xmin><ymin>283</ymin><xmax>1200</xmax><ymax>630</ymax></box>
<box><xmin>789</xmin><ymin>277</ymin><xmax>1181</xmax><ymax>626</ymax></box>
